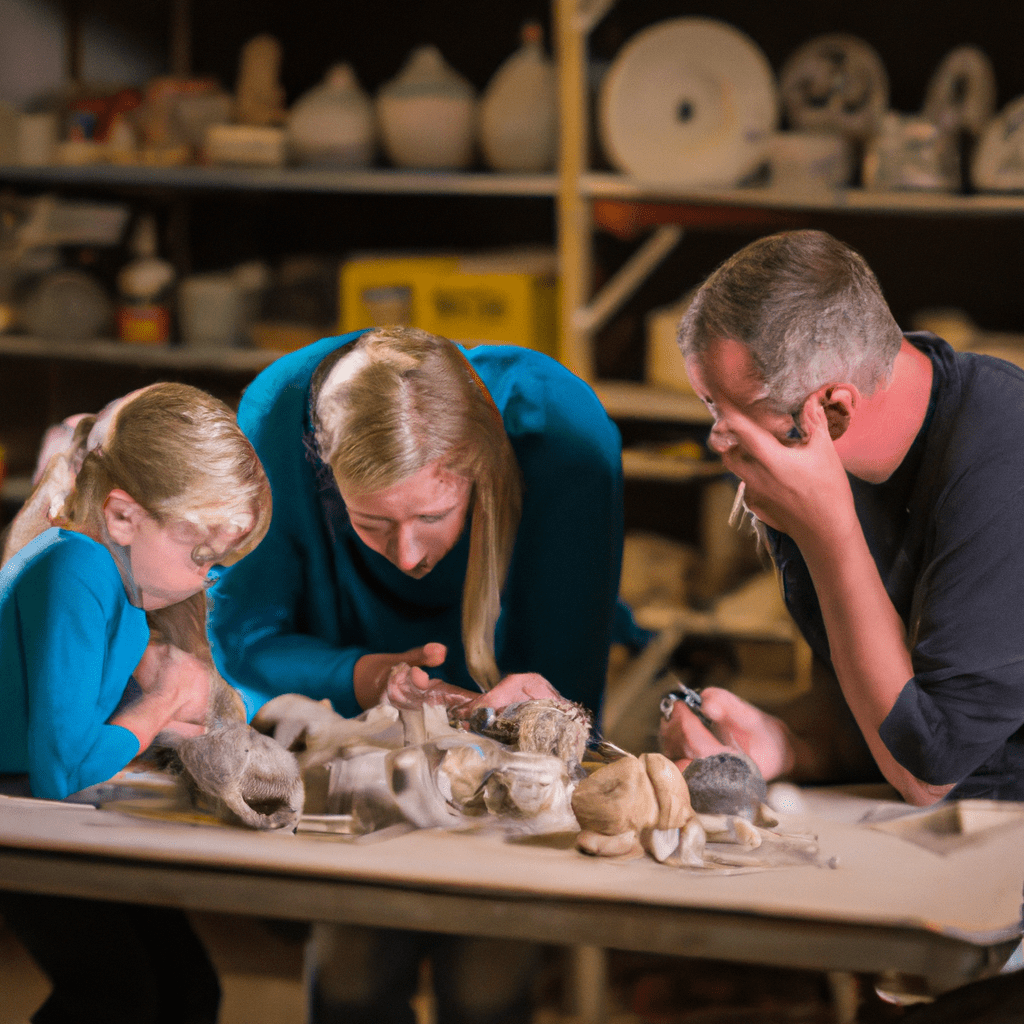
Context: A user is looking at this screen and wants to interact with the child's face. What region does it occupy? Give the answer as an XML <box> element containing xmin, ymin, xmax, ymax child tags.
<box><xmin>122</xmin><ymin>513</ymin><xmax>251</xmax><ymax>610</ymax></box>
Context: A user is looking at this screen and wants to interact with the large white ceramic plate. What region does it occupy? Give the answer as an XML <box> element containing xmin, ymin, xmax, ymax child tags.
<box><xmin>599</xmin><ymin>17</ymin><xmax>779</xmax><ymax>189</ymax></box>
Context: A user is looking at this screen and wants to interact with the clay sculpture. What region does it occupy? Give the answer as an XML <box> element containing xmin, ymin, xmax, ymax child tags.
<box><xmin>254</xmin><ymin>690</ymin><xmax>579</xmax><ymax>836</ymax></box>
<box><xmin>468</xmin><ymin>697</ymin><xmax>592</xmax><ymax>778</ymax></box>
<box><xmin>572</xmin><ymin>751</ymin><xmax>820</xmax><ymax>869</ymax></box>
<box><xmin>572</xmin><ymin>751</ymin><xmax>707</xmax><ymax>865</ymax></box>
<box><xmin>682</xmin><ymin>751</ymin><xmax>770</xmax><ymax>822</ymax></box>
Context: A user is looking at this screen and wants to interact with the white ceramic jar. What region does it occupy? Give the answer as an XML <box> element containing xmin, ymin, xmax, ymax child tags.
<box><xmin>376</xmin><ymin>45</ymin><xmax>476</xmax><ymax>170</ymax></box>
<box><xmin>479</xmin><ymin>23</ymin><xmax>558</xmax><ymax>173</ymax></box>
<box><xmin>287</xmin><ymin>63</ymin><xmax>377</xmax><ymax>168</ymax></box>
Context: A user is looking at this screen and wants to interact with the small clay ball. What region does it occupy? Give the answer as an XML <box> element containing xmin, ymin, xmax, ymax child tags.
<box><xmin>683</xmin><ymin>752</ymin><xmax>767</xmax><ymax>820</ymax></box>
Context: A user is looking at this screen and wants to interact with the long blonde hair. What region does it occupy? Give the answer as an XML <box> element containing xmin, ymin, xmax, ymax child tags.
<box><xmin>62</xmin><ymin>382</ymin><xmax>271</xmax><ymax>560</ymax></box>
<box><xmin>313</xmin><ymin>327</ymin><xmax>523</xmax><ymax>691</ymax></box>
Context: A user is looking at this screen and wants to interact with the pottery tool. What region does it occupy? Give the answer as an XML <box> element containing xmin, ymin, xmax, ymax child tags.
<box><xmin>660</xmin><ymin>677</ymin><xmax>715</xmax><ymax>731</ymax></box>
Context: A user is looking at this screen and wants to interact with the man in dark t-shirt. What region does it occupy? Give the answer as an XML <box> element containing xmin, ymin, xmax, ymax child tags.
<box><xmin>662</xmin><ymin>229</ymin><xmax>1024</xmax><ymax>805</ymax></box>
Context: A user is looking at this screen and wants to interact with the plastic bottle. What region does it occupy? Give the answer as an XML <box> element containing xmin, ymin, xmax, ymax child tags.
<box><xmin>116</xmin><ymin>214</ymin><xmax>175</xmax><ymax>345</ymax></box>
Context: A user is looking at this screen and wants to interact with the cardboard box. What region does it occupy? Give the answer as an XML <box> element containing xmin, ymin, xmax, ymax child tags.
<box><xmin>645</xmin><ymin>290</ymin><xmax>696</xmax><ymax>394</ymax></box>
<box><xmin>339</xmin><ymin>249</ymin><xmax>559</xmax><ymax>358</ymax></box>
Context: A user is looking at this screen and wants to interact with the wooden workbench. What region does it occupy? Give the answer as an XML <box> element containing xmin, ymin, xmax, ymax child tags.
<box><xmin>0</xmin><ymin>784</ymin><xmax>1020</xmax><ymax>1007</ymax></box>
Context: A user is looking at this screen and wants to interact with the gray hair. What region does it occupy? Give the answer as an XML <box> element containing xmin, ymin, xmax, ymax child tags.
<box><xmin>677</xmin><ymin>230</ymin><xmax>903</xmax><ymax>410</ymax></box>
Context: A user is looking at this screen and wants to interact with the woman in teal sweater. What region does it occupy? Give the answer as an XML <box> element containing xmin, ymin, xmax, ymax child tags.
<box><xmin>207</xmin><ymin>326</ymin><xmax>641</xmax><ymax>1024</ymax></box>
<box><xmin>208</xmin><ymin>326</ymin><xmax>638</xmax><ymax>721</ymax></box>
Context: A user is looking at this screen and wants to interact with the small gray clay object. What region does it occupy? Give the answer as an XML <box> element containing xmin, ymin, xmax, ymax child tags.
<box><xmin>683</xmin><ymin>752</ymin><xmax>767</xmax><ymax>821</ymax></box>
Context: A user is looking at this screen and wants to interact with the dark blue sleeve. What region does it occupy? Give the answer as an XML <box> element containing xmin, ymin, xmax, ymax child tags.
<box><xmin>878</xmin><ymin>476</ymin><xmax>1024</xmax><ymax>787</ymax></box>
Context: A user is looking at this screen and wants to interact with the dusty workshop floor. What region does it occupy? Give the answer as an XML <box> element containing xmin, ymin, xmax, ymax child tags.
<box><xmin>3</xmin><ymin>907</ymin><xmax>910</xmax><ymax>1024</ymax></box>
<box><xmin>0</xmin><ymin>910</ymin><xmax>310</xmax><ymax>1024</ymax></box>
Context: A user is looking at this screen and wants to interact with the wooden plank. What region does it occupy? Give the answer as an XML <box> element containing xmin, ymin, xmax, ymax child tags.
<box><xmin>0</xmin><ymin>847</ymin><xmax>1011</xmax><ymax>992</ymax></box>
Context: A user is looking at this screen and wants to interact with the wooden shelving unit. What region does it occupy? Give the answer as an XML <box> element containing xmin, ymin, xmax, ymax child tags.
<box><xmin>0</xmin><ymin>333</ymin><xmax>284</xmax><ymax>372</ymax></box>
<box><xmin>4</xmin><ymin>0</ymin><xmax>1024</xmax><ymax>493</ymax></box>
<box><xmin>0</xmin><ymin>163</ymin><xmax>559</xmax><ymax>198</ymax></box>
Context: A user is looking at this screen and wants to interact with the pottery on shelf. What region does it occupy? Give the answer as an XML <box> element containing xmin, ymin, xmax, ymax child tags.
<box><xmin>234</xmin><ymin>33</ymin><xmax>287</xmax><ymax>127</ymax></box>
<box><xmin>376</xmin><ymin>45</ymin><xmax>476</xmax><ymax>170</ymax></box>
<box><xmin>779</xmin><ymin>33</ymin><xmax>889</xmax><ymax>141</ymax></box>
<box><xmin>478</xmin><ymin>22</ymin><xmax>558</xmax><ymax>173</ymax></box>
<box><xmin>922</xmin><ymin>45</ymin><xmax>997</xmax><ymax>137</ymax></box>
<box><xmin>972</xmin><ymin>96</ymin><xmax>1024</xmax><ymax>192</ymax></box>
<box><xmin>287</xmin><ymin>63</ymin><xmax>377</xmax><ymax>168</ymax></box>
<box><xmin>862</xmin><ymin>111</ymin><xmax>960</xmax><ymax>192</ymax></box>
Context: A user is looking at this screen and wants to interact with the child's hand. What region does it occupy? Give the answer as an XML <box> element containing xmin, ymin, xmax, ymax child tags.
<box><xmin>155</xmin><ymin>719</ymin><xmax>208</xmax><ymax>739</ymax></box>
<box><xmin>131</xmin><ymin>642</ymin><xmax>213</xmax><ymax>727</ymax></box>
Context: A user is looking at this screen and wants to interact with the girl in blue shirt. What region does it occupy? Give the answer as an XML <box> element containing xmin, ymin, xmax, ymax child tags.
<box><xmin>0</xmin><ymin>381</ymin><xmax>271</xmax><ymax>1024</ymax></box>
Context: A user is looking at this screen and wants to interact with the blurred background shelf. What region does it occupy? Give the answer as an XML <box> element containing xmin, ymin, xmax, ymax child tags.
<box><xmin>0</xmin><ymin>164</ymin><xmax>559</xmax><ymax>197</ymax></box>
<box><xmin>583</xmin><ymin>175</ymin><xmax>1024</xmax><ymax>215</ymax></box>
<box><xmin>0</xmin><ymin>333</ymin><xmax>284</xmax><ymax>370</ymax></box>
<box><xmin>593</xmin><ymin>380</ymin><xmax>709</xmax><ymax>422</ymax></box>
<box><xmin>620</xmin><ymin>448</ymin><xmax>723</xmax><ymax>482</ymax></box>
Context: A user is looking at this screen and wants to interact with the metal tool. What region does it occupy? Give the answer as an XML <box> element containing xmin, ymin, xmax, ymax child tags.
<box><xmin>660</xmin><ymin>678</ymin><xmax>715</xmax><ymax>730</ymax></box>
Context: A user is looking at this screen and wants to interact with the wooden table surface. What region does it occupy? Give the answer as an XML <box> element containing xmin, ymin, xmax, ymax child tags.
<box><xmin>1</xmin><ymin>784</ymin><xmax>1021</xmax><ymax>996</ymax></box>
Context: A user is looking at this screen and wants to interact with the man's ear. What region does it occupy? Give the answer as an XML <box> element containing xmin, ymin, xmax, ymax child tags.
<box><xmin>103</xmin><ymin>489</ymin><xmax>144</xmax><ymax>546</ymax></box>
<box><xmin>817</xmin><ymin>384</ymin><xmax>857</xmax><ymax>441</ymax></box>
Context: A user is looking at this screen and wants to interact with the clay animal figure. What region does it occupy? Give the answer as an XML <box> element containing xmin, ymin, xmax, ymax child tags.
<box><xmin>145</xmin><ymin>594</ymin><xmax>304</xmax><ymax>831</ymax></box>
<box><xmin>468</xmin><ymin>697</ymin><xmax>592</xmax><ymax>777</ymax></box>
<box><xmin>572</xmin><ymin>752</ymin><xmax>820</xmax><ymax>869</ymax></box>
<box><xmin>254</xmin><ymin>691</ymin><xmax>579</xmax><ymax>835</ymax></box>
<box><xmin>1</xmin><ymin>417</ymin><xmax>304</xmax><ymax>831</ymax></box>
<box><xmin>572</xmin><ymin>751</ymin><xmax>707</xmax><ymax>865</ymax></box>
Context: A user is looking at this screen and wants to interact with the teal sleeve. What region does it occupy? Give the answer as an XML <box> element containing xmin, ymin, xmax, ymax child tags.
<box><xmin>208</xmin><ymin>333</ymin><xmax>371</xmax><ymax>719</ymax></box>
<box><xmin>498</xmin><ymin>372</ymin><xmax>624</xmax><ymax>714</ymax></box>
<box><xmin>18</xmin><ymin>553</ymin><xmax>142</xmax><ymax>799</ymax></box>
<box><xmin>207</xmin><ymin>525</ymin><xmax>370</xmax><ymax>719</ymax></box>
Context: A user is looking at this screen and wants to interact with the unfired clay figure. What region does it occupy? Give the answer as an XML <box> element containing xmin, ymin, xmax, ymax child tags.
<box><xmin>254</xmin><ymin>690</ymin><xmax>579</xmax><ymax>835</ymax></box>
<box><xmin>572</xmin><ymin>752</ymin><xmax>820</xmax><ymax>869</ymax></box>
<box><xmin>234</xmin><ymin>34</ymin><xmax>287</xmax><ymax>126</ymax></box>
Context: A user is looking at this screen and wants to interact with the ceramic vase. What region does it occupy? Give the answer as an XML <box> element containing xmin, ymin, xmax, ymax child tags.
<box><xmin>287</xmin><ymin>63</ymin><xmax>377</xmax><ymax>168</ymax></box>
<box><xmin>376</xmin><ymin>45</ymin><xmax>476</xmax><ymax>170</ymax></box>
<box><xmin>479</xmin><ymin>23</ymin><xmax>558</xmax><ymax>172</ymax></box>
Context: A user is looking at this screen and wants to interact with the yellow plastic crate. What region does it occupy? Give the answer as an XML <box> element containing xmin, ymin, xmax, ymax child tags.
<box><xmin>339</xmin><ymin>250</ymin><xmax>559</xmax><ymax>359</ymax></box>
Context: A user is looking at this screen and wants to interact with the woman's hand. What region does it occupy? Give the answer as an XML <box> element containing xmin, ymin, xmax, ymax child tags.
<box><xmin>354</xmin><ymin>642</ymin><xmax>448</xmax><ymax>709</ymax></box>
<box><xmin>386</xmin><ymin>666</ymin><xmax>564</xmax><ymax>723</ymax></box>
<box><xmin>448</xmin><ymin>672</ymin><xmax>562</xmax><ymax>724</ymax></box>
<box><xmin>658</xmin><ymin>686</ymin><xmax>796</xmax><ymax>780</ymax></box>
<box><xmin>385</xmin><ymin>661</ymin><xmax>477</xmax><ymax>712</ymax></box>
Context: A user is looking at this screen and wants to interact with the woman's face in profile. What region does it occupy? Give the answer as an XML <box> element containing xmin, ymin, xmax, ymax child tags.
<box><xmin>339</xmin><ymin>460</ymin><xmax>472</xmax><ymax>578</ymax></box>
